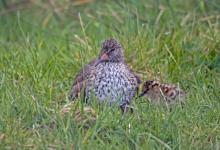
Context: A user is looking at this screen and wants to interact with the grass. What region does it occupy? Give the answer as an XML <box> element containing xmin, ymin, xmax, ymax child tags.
<box><xmin>0</xmin><ymin>0</ymin><xmax>220</xmax><ymax>149</ymax></box>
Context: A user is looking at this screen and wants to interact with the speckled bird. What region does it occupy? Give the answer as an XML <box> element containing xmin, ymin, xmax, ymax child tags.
<box><xmin>139</xmin><ymin>80</ymin><xmax>186</xmax><ymax>106</ymax></box>
<box><xmin>69</xmin><ymin>39</ymin><xmax>141</xmax><ymax>113</ymax></box>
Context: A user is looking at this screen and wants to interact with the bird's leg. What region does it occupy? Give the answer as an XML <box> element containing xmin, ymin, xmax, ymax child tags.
<box><xmin>120</xmin><ymin>99</ymin><xmax>133</xmax><ymax>115</ymax></box>
<box><xmin>120</xmin><ymin>104</ymin><xmax>128</xmax><ymax>115</ymax></box>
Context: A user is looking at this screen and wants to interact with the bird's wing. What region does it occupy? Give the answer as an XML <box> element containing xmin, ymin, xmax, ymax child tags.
<box><xmin>125</xmin><ymin>64</ymin><xmax>142</xmax><ymax>96</ymax></box>
<box><xmin>69</xmin><ymin>58</ymin><xmax>97</xmax><ymax>101</ymax></box>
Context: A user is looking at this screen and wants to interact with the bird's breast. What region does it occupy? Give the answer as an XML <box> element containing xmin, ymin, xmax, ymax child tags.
<box><xmin>92</xmin><ymin>63</ymin><xmax>137</xmax><ymax>102</ymax></box>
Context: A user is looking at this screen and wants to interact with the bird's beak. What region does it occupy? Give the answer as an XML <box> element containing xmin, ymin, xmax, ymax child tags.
<box><xmin>94</xmin><ymin>52</ymin><xmax>109</xmax><ymax>66</ymax></box>
<box><xmin>100</xmin><ymin>52</ymin><xmax>109</xmax><ymax>61</ymax></box>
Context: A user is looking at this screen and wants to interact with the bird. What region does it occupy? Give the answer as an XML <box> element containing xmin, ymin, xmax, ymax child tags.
<box><xmin>69</xmin><ymin>39</ymin><xmax>141</xmax><ymax>113</ymax></box>
<box><xmin>139</xmin><ymin>80</ymin><xmax>186</xmax><ymax>106</ymax></box>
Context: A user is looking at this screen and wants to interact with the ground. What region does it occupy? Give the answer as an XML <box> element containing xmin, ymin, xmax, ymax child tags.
<box><xmin>0</xmin><ymin>0</ymin><xmax>220</xmax><ymax>149</ymax></box>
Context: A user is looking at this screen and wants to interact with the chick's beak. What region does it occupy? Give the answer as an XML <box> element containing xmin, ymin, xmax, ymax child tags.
<box><xmin>138</xmin><ymin>91</ymin><xmax>146</xmax><ymax>98</ymax></box>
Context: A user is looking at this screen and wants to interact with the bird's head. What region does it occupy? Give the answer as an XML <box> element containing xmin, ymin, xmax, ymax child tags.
<box><xmin>98</xmin><ymin>38</ymin><xmax>124</xmax><ymax>63</ymax></box>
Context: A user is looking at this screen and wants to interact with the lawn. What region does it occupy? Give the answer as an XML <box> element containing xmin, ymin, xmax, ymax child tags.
<box><xmin>0</xmin><ymin>0</ymin><xmax>220</xmax><ymax>149</ymax></box>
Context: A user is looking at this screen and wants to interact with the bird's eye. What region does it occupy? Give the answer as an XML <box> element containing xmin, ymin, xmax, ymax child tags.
<box><xmin>108</xmin><ymin>48</ymin><xmax>115</xmax><ymax>53</ymax></box>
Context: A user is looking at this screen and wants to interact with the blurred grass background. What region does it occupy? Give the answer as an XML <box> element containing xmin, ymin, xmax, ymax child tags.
<box><xmin>0</xmin><ymin>0</ymin><xmax>220</xmax><ymax>149</ymax></box>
